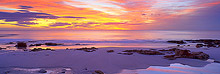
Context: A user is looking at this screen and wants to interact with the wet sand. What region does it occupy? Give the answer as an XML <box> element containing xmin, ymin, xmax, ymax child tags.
<box><xmin>0</xmin><ymin>47</ymin><xmax>219</xmax><ymax>74</ymax></box>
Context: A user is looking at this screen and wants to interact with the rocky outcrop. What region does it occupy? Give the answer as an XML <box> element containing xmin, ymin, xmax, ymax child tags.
<box><xmin>92</xmin><ymin>70</ymin><xmax>104</xmax><ymax>74</ymax></box>
<box><xmin>118</xmin><ymin>52</ymin><xmax>133</xmax><ymax>55</ymax></box>
<box><xmin>31</xmin><ymin>48</ymin><xmax>54</xmax><ymax>52</ymax></box>
<box><xmin>38</xmin><ymin>69</ymin><xmax>47</xmax><ymax>73</ymax></box>
<box><xmin>164</xmin><ymin>49</ymin><xmax>209</xmax><ymax>60</ymax></box>
<box><xmin>15</xmin><ymin>42</ymin><xmax>27</xmax><ymax>49</ymax></box>
<box><xmin>107</xmin><ymin>50</ymin><xmax>114</xmax><ymax>53</ymax></box>
<box><xmin>120</xmin><ymin>49</ymin><xmax>164</xmax><ymax>55</ymax></box>
<box><xmin>167</xmin><ymin>40</ymin><xmax>186</xmax><ymax>44</ymax></box>
<box><xmin>185</xmin><ymin>39</ymin><xmax>220</xmax><ymax>48</ymax></box>
<box><xmin>45</xmin><ymin>43</ymin><xmax>63</xmax><ymax>46</ymax></box>
<box><xmin>0</xmin><ymin>47</ymin><xmax>6</xmax><ymax>50</ymax></box>
<box><xmin>76</xmin><ymin>47</ymin><xmax>98</xmax><ymax>52</ymax></box>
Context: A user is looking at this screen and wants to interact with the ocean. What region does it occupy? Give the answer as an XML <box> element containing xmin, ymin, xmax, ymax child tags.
<box><xmin>0</xmin><ymin>30</ymin><xmax>220</xmax><ymax>49</ymax></box>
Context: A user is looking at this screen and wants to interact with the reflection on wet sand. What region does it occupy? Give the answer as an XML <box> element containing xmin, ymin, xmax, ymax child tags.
<box><xmin>119</xmin><ymin>63</ymin><xmax>220</xmax><ymax>74</ymax></box>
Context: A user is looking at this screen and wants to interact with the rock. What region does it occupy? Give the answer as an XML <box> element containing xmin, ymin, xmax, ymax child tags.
<box><xmin>15</xmin><ymin>42</ymin><xmax>27</xmax><ymax>47</ymax></box>
<box><xmin>0</xmin><ymin>47</ymin><xmax>6</xmax><ymax>50</ymax></box>
<box><xmin>123</xmin><ymin>52</ymin><xmax>133</xmax><ymax>55</ymax></box>
<box><xmin>163</xmin><ymin>49</ymin><xmax>209</xmax><ymax>60</ymax></box>
<box><xmin>167</xmin><ymin>40</ymin><xmax>186</xmax><ymax>44</ymax></box>
<box><xmin>164</xmin><ymin>55</ymin><xmax>176</xmax><ymax>60</ymax></box>
<box><xmin>31</xmin><ymin>48</ymin><xmax>53</xmax><ymax>52</ymax></box>
<box><xmin>45</xmin><ymin>43</ymin><xmax>62</xmax><ymax>46</ymax></box>
<box><xmin>93</xmin><ymin>70</ymin><xmax>104</xmax><ymax>74</ymax></box>
<box><xmin>185</xmin><ymin>39</ymin><xmax>220</xmax><ymax>48</ymax></box>
<box><xmin>175</xmin><ymin>50</ymin><xmax>191</xmax><ymax>57</ymax></box>
<box><xmin>207</xmin><ymin>44</ymin><xmax>216</xmax><ymax>48</ymax></box>
<box><xmin>122</xmin><ymin>50</ymin><xmax>164</xmax><ymax>55</ymax></box>
<box><xmin>38</xmin><ymin>69</ymin><xmax>47</xmax><ymax>73</ymax></box>
<box><xmin>107</xmin><ymin>50</ymin><xmax>114</xmax><ymax>53</ymax></box>
<box><xmin>214</xmin><ymin>60</ymin><xmax>220</xmax><ymax>63</ymax></box>
<box><xmin>61</xmin><ymin>69</ymin><xmax>66</xmax><ymax>73</ymax></box>
<box><xmin>75</xmin><ymin>43</ymin><xmax>81</xmax><ymax>45</ymax></box>
<box><xmin>196</xmin><ymin>44</ymin><xmax>204</xmax><ymax>48</ymax></box>
<box><xmin>4</xmin><ymin>71</ymin><xmax>10</xmax><ymax>74</ymax></box>
<box><xmin>191</xmin><ymin>52</ymin><xmax>209</xmax><ymax>60</ymax></box>
<box><xmin>76</xmin><ymin>47</ymin><xmax>98</xmax><ymax>52</ymax></box>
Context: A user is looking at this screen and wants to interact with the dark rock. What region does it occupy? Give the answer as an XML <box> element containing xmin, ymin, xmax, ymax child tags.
<box><xmin>0</xmin><ymin>47</ymin><xmax>6</xmax><ymax>50</ymax></box>
<box><xmin>75</xmin><ymin>43</ymin><xmax>81</xmax><ymax>45</ymax></box>
<box><xmin>76</xmin><ymin>47</ymin><xmax>98</xmax><ymax>52</ymax></box>
<box><xmin>61</xmin><ymin>69</ymin><xmax>66</xmax><ymax>73</ymax></box>
<box><xmin>107</xmin><ymin>50</ymin><xmax>114</xmax><ymax>53</ymax></box>
<box><xmin>4</xmin><ymin>71</ymin><xmax>10</xmax><ymax>74</ymax></box>
<box><xmin>214</xmin><ymin>60</ymin><xmax>220</xmax><ymax>63</ymax></box>
<box><xmin>185</xmin><ymin>39</ymin><xmax>220</xmax><ymax>48</ymax></box>
<box><xmin>93</xmin><ymin>70</ymin><xmax>104</xmax><ymax>74</ymax></box>
<box><xmin>122</xmin><ymin>50</ymin><xmax>164</xmax><ymax>55</ymax></box>
<box><xmin>164</xmin><ymin>49</ymin><xmax>209</xmax><ymax>60</ymax></box>
<box><xmin>167</xmin><ymin>40</ymin><xmax>186</xmax><ymax>44</ymax></box>
<box><xmin>38</xmin><ymin>69</ymin><xmax>47</xmax><ymax>73</ymax></box>
<box><xmin>31</xmin><ymin>48</ymin><xmax>53</xmax><ymax>52</ymax></box>
<box><xmin>175</xmin><ymin>50</ymin><xmax>191</xmax><ymax>57</ymax></box>
<box><xmin>196</xmin><ymin>44</ymin><xmax>204</xmax><ymax>48</ymax></box>
<box><xmin>123</xmin><ymin>52</ymin><xmax>133</xmax><ymax>55</ymax></box>
<box><xmin>15</xmin><ymin>42</ymin><xmax>27</xmax><ymax>47</ymax></box>
<box><xmin>207</xmin><ymin>44</ymin><xmax>216</xmax><ymax>48</ymax></box>
<box><xmin>191</xmin><ymin>52</ymin><xmax>209</xmax><ymax>60</ymax></box>
<box><xmin>45</xmin><ymin>43</ymin><xmax>62</xmax><ymax>46</ymax></box>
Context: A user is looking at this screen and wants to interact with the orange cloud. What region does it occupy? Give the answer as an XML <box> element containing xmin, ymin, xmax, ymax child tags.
<box><xmin>0</xmin><ymin>0</ymin><xmax>220</xmax><ymax>30</ymax></box>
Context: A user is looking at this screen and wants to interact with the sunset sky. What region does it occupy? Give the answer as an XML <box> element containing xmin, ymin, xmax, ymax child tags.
<box><xmin>0</xmin><ymin>0</ymin><xmax>220</xmax><ymax>30</ymax></box>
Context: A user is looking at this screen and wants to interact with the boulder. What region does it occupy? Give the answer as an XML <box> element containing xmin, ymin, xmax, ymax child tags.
<box><xmin>93</xmin><ymin>70</ymin><xmax>104</xmax><ymax>74</ymax></box>
<box><xmin>15</xmin><ymin>42</ymin><xmax>27</xmax><ymax>48</ymax></box>
<box><xmin>196</xmin><ymin>44</ymin><xmax>204</xmax><ymax>48</ymax></box>
<box><xmin>38</xmin><ymin>69</ymin><xmax>47</xmax><ymax>73</ymax></box>
<box><xmin>107</xmin><ymin>50</ymin><xmax>114</xmax><ymax>53</ymax></box>
<box><xmin>45</xmin><ymin>43</ymin><xmax>62</xmax><ymax>46</ymax></box>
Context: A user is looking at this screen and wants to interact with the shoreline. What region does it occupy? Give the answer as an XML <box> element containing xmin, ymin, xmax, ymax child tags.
<box><xmin>0</xmin><ymin>47</ymin><xmax>219</xmax><ymax>74</ymax></box>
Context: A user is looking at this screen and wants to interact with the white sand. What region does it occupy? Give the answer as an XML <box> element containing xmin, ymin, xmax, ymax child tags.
<box><xmin>0</xmin><ymin>47</ymin><xmax>219</xmax><ymax>74</ymax></box>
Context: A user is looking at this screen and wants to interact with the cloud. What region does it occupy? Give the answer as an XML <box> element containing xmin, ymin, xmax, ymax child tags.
<box><xmin>1</xmin><ymin>0</ymin><xmax>220</xmax><ymax>30</ymax></box>
<box><xmin>50</xmin><ymin>22</ymin><xmax>71</xmax><ymax>27</ymax></box>
<box><xmin>0</xmin><ymin>6</ymin><xmax>86</xmax><ymax>27</ymax></box>
<box><xmin>19</xmin><ymin>5</ymin><xmax>33</xmax><ymax>9</ymax></box>
<box><xmin>11</xmin><ymin>24</ymin><xmax>30</xmax><ymax>27</ymax></box>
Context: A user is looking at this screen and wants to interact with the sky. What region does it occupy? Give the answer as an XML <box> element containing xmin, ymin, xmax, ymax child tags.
<box><xmin>0</xmin><ymin>0</ymin><xmax>220</xmax><ymax>30</ymax></box>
